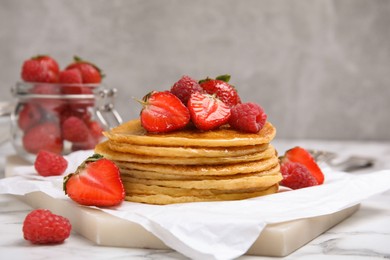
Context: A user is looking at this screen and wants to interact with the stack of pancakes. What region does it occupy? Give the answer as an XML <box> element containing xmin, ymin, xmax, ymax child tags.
<box><xmin>95</xmin><ymin>119</ymin><xmax>282</xmax><ymax>205</ymax></box>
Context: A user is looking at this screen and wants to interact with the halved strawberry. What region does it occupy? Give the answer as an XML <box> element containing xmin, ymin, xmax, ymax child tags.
<box><xmin>199</xmin><ymin>75</ymin><xmax>241</xmax><ymax>108</ymax></box>
<box><xmin>187</xmin><ymin>92</ymin><xmax>231</xmax><ymax>131</ymax></box>
<box><xmin>280</xmin><ymin>146</ymin><xmax>325</xmax><ymax>185</ymax></box>
<box><xmin>139</xmin><ymin>91</ymin><xmax>190</xmax><ymax>133</ymax></box>
<box><xmin>63</xmin><ymin>154</ymin><xmax>125</xmax><ymax>207</ymax></box>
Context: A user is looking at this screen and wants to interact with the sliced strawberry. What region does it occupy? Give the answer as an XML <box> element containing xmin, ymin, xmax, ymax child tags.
<box><xmin>281</xmin><ymin>146</ymin><xmax>325</xmax><ymax>185</ymax></box>
<box><xmin>140</xmin><ymin>91</ymin><xmax>190</xmax><ymax>133</ymax></box>
<box><xmin>187</xmin><ymin>92</ymin><xmax>231</xmax><ymax>131</ymax></box>
<box><xmin>199</xmin><ymin>75</ymin><xmax>240</xmax><ymax>108</ymax></box>
<box><xmin>63</xmin><ymin>154</ymin><xmax>125</xmax><ymax>207</ymax></box>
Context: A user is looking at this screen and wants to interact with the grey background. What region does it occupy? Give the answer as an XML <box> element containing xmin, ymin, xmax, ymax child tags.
<box><xmin>1</xmin><ymin>0</ymin><xmax>389</xmax><ymax>141</ymax></box>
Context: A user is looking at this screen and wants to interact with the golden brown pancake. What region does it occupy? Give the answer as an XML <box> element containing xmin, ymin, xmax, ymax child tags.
<box><xmin>114</xmin><ymin>156</ymin><xmax>279</xmax><ymax>176</ymax></box>
<box><xmin>104</xmin><ymin>119</ymin><xmax>276</xmax><ymax>147</ymax></box>
<box><xmin>95</xmin><ymin>141</ymin><xmax>276</xmax><ymax>165</ymax></box>
<box><xmin>97</xmin><ymin>118</ymin><xmax>282</xmax><ymax>204</ymax></box>
<box><xmin>121</xmin><ymin>165</ymin><xmax>281</xmax><ymax>190</ymax></box>
<box><xmin>124</xmin><ymin>184</ymin><xmax>279</xmax><ymax>205</ymax></box>
<box><xmin>108</xmin><ymin>140</ymin><xmax>269</xmax><ymax>158</ymax></box>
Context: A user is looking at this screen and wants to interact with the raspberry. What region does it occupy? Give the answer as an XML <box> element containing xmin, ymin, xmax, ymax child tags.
<box><xmin>22</xmin><ymin>122</ymin><xmax>63</xmax><ymax>154</ymax></box>
<box><xmin>280</xmin><ymin>161</ymin><xmax>318</xmax><ymax>189</ymax></box>
<box><xmin>17</xmin><ymin>103</ymin><xmax>42</xmax><ymax>131</ymax></box>
<box><xmin>23</xmin><ymin>209</ymin><xmax>71</xmax><ymax>244</ymax></box>
<box><xmin>62</xmin><ymin>116</ymin><xmax>89</xmax><ymax>142</ymax></box>
<box><xmin>229</xmin><ymin>102</ymin><xmax>267</xmax><ymax>133</ymax></box>
<box><xmin>34</xmin><ymin>150</ymin><xmax>68</xmax><ymax>177</ymax></box>
<box><xmin>170</xmin><ymin>75</ymin><xmax>204</xmax><ymax>105</ymax></box>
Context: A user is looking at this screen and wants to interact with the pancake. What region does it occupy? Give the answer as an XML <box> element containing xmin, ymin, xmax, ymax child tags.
<box><xmin>98</xmin><ymin>117</ymin><xmax>282</xmax><ymax>204</ymax></box>
<box><xmin>124</xmin><ymin>182</ymin><xmax>277</xmax><ymax>196</ymax></box>
<box><xmin>104</xmin><ymin>119</ymin><xmax>276</xmax><ymax>147</ymax></box>
<box><xmin>95</xmin><ymin>141</ymin><xmax>276</xmax><ymax>165</ymax></box>
<box><xmin>120</xmin><ymin>165</ymin><xmax>281</xmax><ymax>190</ymax></box>
<box><xmin>124</xmin><ymin>184</ymin><xmax>279</xmax><ymax>205</ymax></box>
<box><xmin>114</xmin><ymin>155</ymin><xmax>279</xmax><ymax>176</ymax></box>
<box><xmin>108</xmin><ymin>140</ymin><xmax>269</xmax><ymax>158</ymax></box>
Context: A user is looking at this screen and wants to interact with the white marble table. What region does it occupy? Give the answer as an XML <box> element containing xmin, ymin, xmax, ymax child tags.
<box><xmin>1</xmin><ymin>139</ymin><xmax>389</xmax><ymax>260</ymax></box>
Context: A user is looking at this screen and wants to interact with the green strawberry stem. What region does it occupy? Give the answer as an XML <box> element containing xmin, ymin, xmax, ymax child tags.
<box><xmin>199</xmin><ymin>74</ymin><xmax>231</xmax><ymax>84</ymax></box>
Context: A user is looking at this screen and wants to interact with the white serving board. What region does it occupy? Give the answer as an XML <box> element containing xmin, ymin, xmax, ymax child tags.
<box><xmin>7</xmin><ymin>155</ymin><xmax>359</xmax><ymax>257</ymax></box>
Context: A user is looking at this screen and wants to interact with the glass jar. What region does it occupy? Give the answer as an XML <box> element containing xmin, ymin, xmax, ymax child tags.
<box><xmin>11</xmin><ymin>82</ymin><xmax>122</xmax><ymax>162</ymax></box>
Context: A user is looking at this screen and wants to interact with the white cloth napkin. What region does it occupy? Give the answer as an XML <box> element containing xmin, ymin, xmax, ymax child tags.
<box><xmin>1</xmin><ymin>150</ymin><xmax>390</xmax><ymax>260</ymax></box>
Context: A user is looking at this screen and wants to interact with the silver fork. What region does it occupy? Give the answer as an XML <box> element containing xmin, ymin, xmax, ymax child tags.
<box><xmin>308</xmin><ymin>149</ymin><xmax>375</xmax><ymax>172</ymax></box>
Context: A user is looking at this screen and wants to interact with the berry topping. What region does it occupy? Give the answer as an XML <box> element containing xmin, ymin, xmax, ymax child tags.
<box><xmin>139</xmin><ymin>91</ymin><xmax>190</xmax><ymax>133</ymax></box>
<box><xmin>34</xmin><ymin>150</ymin><xmax>68</xmax><ymax>177</ymax></box>
<box><xmin>229</xmin><ymin>102</ymin><xmax>267</xmax><ymax>133</ymax></box>
<box><xmin>21</xmin><ymin>55</ymin><xmax>60</xmax><ymax>83</ymax></box>
<box><xmin>187</xmin><ymin>92</ymin><xmax>231</xmax><ymax>131</ymax></box>
<box><xmin>22</xmin><ymin>122</ymin><xmax>63</xmax><ymax>154</ymax></box>
<box><xmin>63</xmin><ymin>154</ymin><xmax>125</xmax><ymax>207</ymax></box>
<box><xmin>282</xmin><ymin>146</ymin><xmax>325</xmax><ymax>185</ymax></box>
<box><xmin>170</xmin><ymin>75</ymin><xmax>204</xmax><ymax>104</ymax></box>
<box><xmin>199</xmin><ymin>75</ymin><xmax>241</xmax><ymax>108</ymax></box>
<box><xmin>23</xmin><ymin>209</ymin><xmax>71</xmax><ymax>244</ymax></box>
<box><xmin>280</xmin><ymin>161</ymin><xmax>319</xmax><ymax>189</ymax></box>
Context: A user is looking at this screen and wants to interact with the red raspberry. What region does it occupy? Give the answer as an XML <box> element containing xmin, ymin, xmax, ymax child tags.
<box><xmin>22</xmin><ymin>122</ymin><xmax>63</xmax><ymax>154</ymax></box>
<box><xmin>229</xmin><ymin>102</ymin><xmax>267</xmax><ymax>133</ymax></box>
<box><xmin>34</xmin><ymin>150</ymin><xmax>68</xmax><ymax>177</ymax></box>
<box><xmin>170</xmin><ymin>75</ymin><xmax>204</xmax><ymax>105</ymax></box>
<box><xmin>61</xmin><ymin>116</ymin><xmax>89</xmax><ymax>142</ymax></box>
<box><xmin>23</xmin><ymin>209</ymin><xmax>71</xmax><ymax>244</ymax></box>
<box><xmin>17</xmin><ymin>103</ymin><xmax>42</xmax><ymax>131</ymax></box>
<box><xmin>280</xmin><ymin>161</ymin><xmax>318</xmax><ymax>189</ymax></box>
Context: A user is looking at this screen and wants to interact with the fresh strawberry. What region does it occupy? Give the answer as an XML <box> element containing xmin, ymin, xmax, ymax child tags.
<box><xmin>22</xmin><ymin>122</ymin><xmax>63</xmax><ymax>154</ymax></box>
<box><xmin>65</xmin><ymin>56</ymin><xmax>103</xmax><ymax>84</ymax></box>
<box><xmin>17</xmin><ymin>103</ymin><xmax>42</xmax><ymax>131</ymax></box>
<box><xmin>61</xmin><ymin>116</ymin><xmax>89</xmax><ymax>142</ymax></box>
<box><xmin>59</xmin><ymin>68</ymin><xmax>94</xmax><ymax>94</ymax></box>
<box><xmin>34</xmin><ymin>150</ymin><xmax>68</xmax><ymax>177</ymax></box>
<box><xmin>229</xmin><ymin>102</ymin><xmax>267</xmax><ymax>133</ymax></box>
<box><xmin>280</xmin><ymin>146</ymin><xmax>325</xmax><ymax>185</ymax></box>
<box><xmin>199</xmin><ymin>75</ymin><xmax>241</xmax><ymax>108</ymax></box>
<box><xmin>139</xmin><ymin>91</ymin><xmax>190</xmax><ymax>133</ymax></box>
<box><xmin>63</xmin><ymin>154</ymin><xmax>125</xmax><ymax>207</ymax></box>
<box><xmin>59</xmin><ymin>68</ymin><xmax>82</xmax><ymax>84</ymax></box>
<box><xmin>187</xmin><ymin>92</ymin><xmax>231</xmax><ymax>131</ymax></box>
<box><xmin>23</xmin><ymin>209</ymin><xmax>71</xmax><ymax>244</ymax></box>
<box><xmin>21</xmin><ymin>55</ymin><xmax>60</xmax><ymax>83</ymax></box>
<box><xmin>280</xmin><ymin>161</ymin><xmax>318</xmax><ymax>189</ymax></box>
<box><xmin>170</xmin><ymin>75</ymin><xmax>204</xmax><ymax>104</ymax></box>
